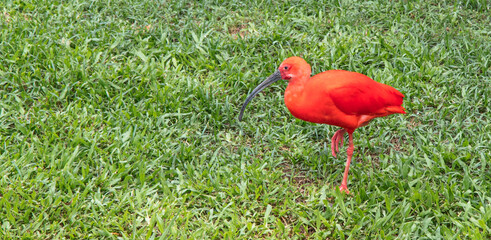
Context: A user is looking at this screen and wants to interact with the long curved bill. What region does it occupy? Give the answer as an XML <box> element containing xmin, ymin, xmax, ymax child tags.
<box><xmin>238</xmin><ymin>70</ymin><xmax>282</xmax><ymax>121</ymax></box>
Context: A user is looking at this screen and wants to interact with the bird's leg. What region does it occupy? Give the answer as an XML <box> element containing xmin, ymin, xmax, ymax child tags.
<box><xmin>330</xmin><ymin>129</ymin><xmax>346</xmax><ymax>157</ymax></box>
<box><xmin>339</xmin><ymin>132</ymin><xmax>354</xmax><ymax>194</ymax></box>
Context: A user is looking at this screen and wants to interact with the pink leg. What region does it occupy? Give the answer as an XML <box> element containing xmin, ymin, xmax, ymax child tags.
<box><xmin>339</xmin><ymin>132</ymin><xmax>354</xmax><ymax>194</ymax></box>
<box><xmin>330</xmin><ymin>129</ymin><xmax>346</xmax><ymax>157</ymax></box>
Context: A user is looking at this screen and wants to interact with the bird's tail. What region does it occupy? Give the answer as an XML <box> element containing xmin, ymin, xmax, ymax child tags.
<box><xmin>385</xmin><ymin>86</ymin><xmax>406</xmax><ymax>114</ymax></box>
<box><xmin>385</xmin><ymin>106</ymin><xmax>406</xmax><ymax>114</ymax></box>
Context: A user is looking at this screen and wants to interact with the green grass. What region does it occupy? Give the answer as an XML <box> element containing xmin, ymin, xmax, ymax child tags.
<box><xmin>1</xmin><ymin>0</ymin><xmax>490</xmax><ymax>238</ymax></box>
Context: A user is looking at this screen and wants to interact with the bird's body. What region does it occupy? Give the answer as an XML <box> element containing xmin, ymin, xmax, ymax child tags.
<box><xmin>239</xmin><ymin>56</ymin><xmax>405</xmax><ymax>193</ymax></box>
<box><xmin>284</xmin><ymin>69</ymin><xmax>405</xmax><ymax>130</ymax></box>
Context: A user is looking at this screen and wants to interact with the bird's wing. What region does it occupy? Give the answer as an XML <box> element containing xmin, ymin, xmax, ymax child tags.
<box><xmin>329</xmin><ymin>82</ymin><xmax>405</xmax><ymax>116</ymax></box>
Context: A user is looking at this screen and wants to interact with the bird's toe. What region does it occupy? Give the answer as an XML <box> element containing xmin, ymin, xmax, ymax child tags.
<box><xmin>339</xmin><ymin>185</ymin><xmax>350</xmax><ymax>194</ymax></box>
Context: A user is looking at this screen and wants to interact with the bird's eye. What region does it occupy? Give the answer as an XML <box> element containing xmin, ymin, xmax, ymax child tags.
<box><xmin>284</xmin><ymin>66</ymin><xmax>289</xmax><ymax>70</ymax></box>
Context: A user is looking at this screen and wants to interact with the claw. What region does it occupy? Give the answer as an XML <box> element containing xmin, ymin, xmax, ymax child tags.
<box><xmin>330</xmin><ymin>129</ymin><xmax>346</xmax><ymax>157</ymax></box>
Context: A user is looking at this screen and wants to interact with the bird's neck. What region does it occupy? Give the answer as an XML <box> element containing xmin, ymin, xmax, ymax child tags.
<box><xmin>286</xmin><ymin>75</ymin><xmax>309</xmax><ymax>94</ymax></box>
<box><xmin>284</xmin><ymin>76</ymin><xmax>309</xmax><ymax>111</ymax></box>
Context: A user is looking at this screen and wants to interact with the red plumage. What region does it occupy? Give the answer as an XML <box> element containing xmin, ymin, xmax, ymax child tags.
<box><xmin>240</xmin><ymin>56</ymin><xmax>406</xmax><ymax>193</ymax></box>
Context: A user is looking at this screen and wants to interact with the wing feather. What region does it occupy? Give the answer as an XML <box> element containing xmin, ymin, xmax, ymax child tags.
<box><xmin>328</xmin><ymin>76</ymin><xmax>405</xmax><ymax>116</ymax></box>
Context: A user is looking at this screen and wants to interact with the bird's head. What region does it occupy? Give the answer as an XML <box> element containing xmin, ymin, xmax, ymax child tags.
<box><xmin>238</xmin><ymin>56</ymin><xmax>312</xmax><ymax>121</ymax></box>
<box><xmin>278</xmin><ymin>56</ymin><xmax>311</xmax><ymax>81</ymax></box>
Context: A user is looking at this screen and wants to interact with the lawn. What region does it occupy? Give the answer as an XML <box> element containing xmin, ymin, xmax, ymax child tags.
<box><xmin>1</xmin><ymin>0</ymin><xmax>490</xmax><ymax>239</ymax></box>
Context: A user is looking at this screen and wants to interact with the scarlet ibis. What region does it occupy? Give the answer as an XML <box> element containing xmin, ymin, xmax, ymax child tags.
<box><xmin>239</xmin><ymin>56</ymin><xmax>405</xmax><ymax>193</ymax></box>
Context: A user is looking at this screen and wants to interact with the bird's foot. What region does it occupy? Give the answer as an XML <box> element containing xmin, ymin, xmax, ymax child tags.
<box><xmin>338</xmin><ymin>185</ymin><xmax>350</xmax><ymax>194</ymax></box>
<box><xmin>331</xmin><ymin>129</ymin><xmax>346</xmax><ymax>157</ymax></box>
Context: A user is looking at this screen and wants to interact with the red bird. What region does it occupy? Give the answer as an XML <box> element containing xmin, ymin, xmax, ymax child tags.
<box><xmin>239</xmin><ymin>56</ymin><xmax>405</xmax><ymax>193</ymax></box>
